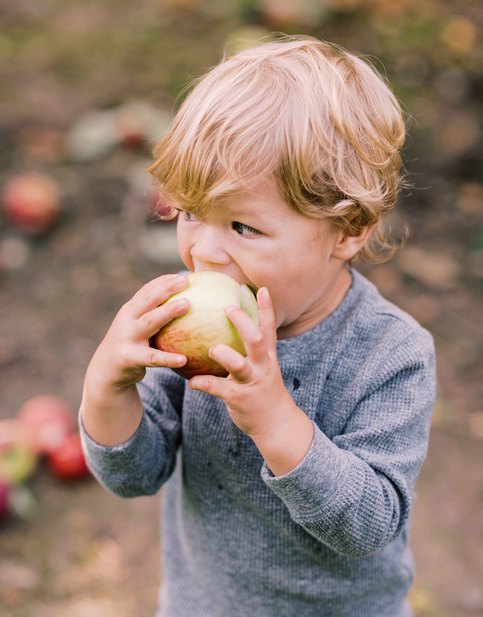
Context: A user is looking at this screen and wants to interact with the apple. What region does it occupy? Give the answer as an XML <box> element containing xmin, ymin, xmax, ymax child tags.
<box><xmin>152</xmin><ymin>271</ymin><xmax>259</xmax><ymax>379</ymax></box>
<box><xmin>0</xmin><ymin>480</ymin><xmax>10</xmax><ymax>524</ymax></box>
<box><xmin>1</xmin><ymin>173</ymin><xmax>62</xmax><ymax>235</ymax></box>
<box><xmin>17</xmin><ymin>395</ymin><xmax>74</xmax><ymax>456</ymax></box>
<box><xmin>47</xmin><ymin>433</ymin><xmax>90</xmax><ymax>481</ymax></box>
<box><xmin>114</xmin><ymin>101</ymin><xmax>172</xmax><ymax>151</ymax></box>
<box><xmin>0</xmin><ymin>419</ymin><xmax>38</xmax><ymax>484</ymax></box>
<box><xmin>0</xmin><ymin>443</ymin><xmax>37</xmax><ymax>484</ymax></box>
<box><xmin>0</xmin><ymin>418</ymin><xmax>34</xmax><ymax>449</ymax></box>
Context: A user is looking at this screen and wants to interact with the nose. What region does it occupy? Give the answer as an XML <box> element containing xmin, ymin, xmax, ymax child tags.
<box><xmin>190</xmin><ymin>224</ymin><xmax>231</xmax><ymax>267</ymax></box>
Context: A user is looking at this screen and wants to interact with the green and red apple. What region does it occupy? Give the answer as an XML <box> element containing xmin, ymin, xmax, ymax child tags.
<box><xmin>1</xmin><ymin>173</ymin><xmax>62</xmax><ymax>235</ymax></box>
<box><xmin>0</xmin><ymin>419</ymin><xmax>37</xmax><ymax>484</ymax></box>
<box><xmin>17</xmin><ymin>395</ymin><xmax>74</xmax><ymax>455</ymax></box>
<box><xmin>152</xmin><ymin>271</ymin><xmax>259</xmax><ymax>379</ymax></box>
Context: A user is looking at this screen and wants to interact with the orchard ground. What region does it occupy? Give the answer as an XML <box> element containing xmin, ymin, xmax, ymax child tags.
<box><xmin>0</xmin><ymin>1</ymin><xmax>482</xmax><ymax>616</ymax></box>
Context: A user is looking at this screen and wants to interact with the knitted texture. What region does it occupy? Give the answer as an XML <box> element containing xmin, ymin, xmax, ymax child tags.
<box><xmin>80</xmin><ymin>269</ymin><xmax>436</xmax><ymax>617</ymax></box>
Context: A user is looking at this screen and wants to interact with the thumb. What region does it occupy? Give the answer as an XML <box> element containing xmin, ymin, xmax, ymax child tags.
<box><xmin>257</xmin><ymin>287</ymin><xmax>277</xmax><ymax>350</ymax></box>
<box><xmin>187</xmin><ymin>374</ymin><xmax>227</xmax><ymax>399</ymax></box>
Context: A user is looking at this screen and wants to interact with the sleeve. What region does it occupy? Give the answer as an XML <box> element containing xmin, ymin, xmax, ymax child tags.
<box><xmin>262</xmin><ymin>331</ymin><xmax>436</xmax><ymax>558</ymax></box>
<box><xmin>79</xmin><ymin>367</ymin><xmax>185</xmax><ymax>498</ymax></box>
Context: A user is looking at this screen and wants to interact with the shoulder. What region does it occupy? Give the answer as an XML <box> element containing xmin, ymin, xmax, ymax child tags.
<box><xmin>349</xmin><ymin>269</ymin><xmax>434</xmax><ymax>353</ymax></box>
<box><xmin>333</xmin><ymin>270</ymin><xmax>436</xmax><ymax>398</ymax></box>
<box><xmin>278</xmin><ymin>268</ymin><xmax>434</xmax><ymax>370</ymax></box>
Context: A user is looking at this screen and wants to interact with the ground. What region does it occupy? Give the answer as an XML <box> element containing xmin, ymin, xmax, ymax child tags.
<box><xmin>0</xmin><ymin>1</ymin><xmax>482</xmax><ymax>616</ymax></box>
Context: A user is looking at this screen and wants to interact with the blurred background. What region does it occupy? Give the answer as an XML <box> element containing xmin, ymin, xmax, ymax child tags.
<box><xmin>0</xmin><ymin>1</ymin><xmax>481</xmax><ymax>616</ymax></box>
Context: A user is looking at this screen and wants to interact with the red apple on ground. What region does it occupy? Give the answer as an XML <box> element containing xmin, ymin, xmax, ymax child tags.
<box><xmin>1</xmin><ymin>173</ymin><xmax>62</xmax><ymax>234</ymax></box>
<box><xmin>0</xmin><ymin>480</ymin><xmax>10</xmax><ymax>524</ymax></box>
<box><xmin>47</xmin><ymin>433</ymin><xmax>90</xmax><ymax>481</ymax></box>
<box><xmin>0</xmin><ymin>418</ymin><xmax>34</xmax><ymax>449</ymax></box>
<box><xmin>0</xmin><ymin>419</ymin><xmax>38</xmax><ymax>484</ymax></box>
<box><xmin>152</xmin><ymin>271</ymin><xmax>259</xmax><ymax>379</ymax></box>
<box><xmin>17</xmin><ymin>395</ymin><xmax>74</xmax><ymax>456</ymax></box>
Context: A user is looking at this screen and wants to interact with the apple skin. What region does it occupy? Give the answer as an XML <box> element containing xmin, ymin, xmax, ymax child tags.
<box><xmin>2</xmin><ymin>173</ymin><xmax>61</xmax><ymax>235</ymax></box>
<box><xmin>152</xmin><ymin>271</ymin><xmax>259</xmax><ymax>379</ymax></box>
<box><xmin>17</xmin><ymin>395</ymin><xmax>74</xmax><ymax>456</ymax></box>
<box><xmin>0</xmin><ymin>480</ymin><xmax>10</xmax><ymax>524</ymax></box>
<box><xmin>47</xmin><ymin>433</ymin><xmax>91</xmax><ymax>481</ymax></box>
<box><xmin>0</xmin><ymin>419</ymin><xmax>38</xmax><ymax>484</ymax></box>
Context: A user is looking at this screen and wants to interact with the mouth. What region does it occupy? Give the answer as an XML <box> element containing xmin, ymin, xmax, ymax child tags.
<box><xmin>193</xmin><ymin>268</ymin><xmax>258</xmax><ymax>295</ymax></box>
<box><xmin>246</xmin><ymin>283</ymin><xmax>258</xmax><ymax>296</ymax></box>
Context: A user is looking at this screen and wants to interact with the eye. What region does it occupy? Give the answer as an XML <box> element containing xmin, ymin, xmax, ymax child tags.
<box><xmin>176</xmin><ymin>209</ymin><xmax>199</xmax><ymax>222</ymax></box>
<box><xmin>232</xmin><ymin>221</ymin><xmax>261</xmax><ymax>237</ymax></box>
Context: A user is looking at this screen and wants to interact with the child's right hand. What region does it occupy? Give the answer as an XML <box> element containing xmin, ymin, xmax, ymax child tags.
<box><xmin>89</xmin><ymin>273</ymin><xmax>190</xmax><ymax>390</ymax></box>
<box><xmin>81</xmin><ymin>273</ymin><xmax>189</xmax><ymax>446</ymax></box>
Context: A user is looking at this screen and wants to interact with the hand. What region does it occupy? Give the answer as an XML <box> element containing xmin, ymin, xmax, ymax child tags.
<box><xmin>81</xmin><ymin>273</ymin><xmax>190</xmax><ymax>447</ymax></box>
<box><xmin>87</xmin><ymin>273</ymin><xmax>190</xmax><ymax>392</ymax></box>
<box><xmin>188</xmin><ymin>288</ymin><xmax>314</xmax><ymax>475</ymax></box>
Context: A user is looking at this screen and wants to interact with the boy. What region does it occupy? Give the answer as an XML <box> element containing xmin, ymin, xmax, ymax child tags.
<box><xmin>80</xmin><ymin>36</ymin><xmax>436</xmax><ymax>616</ymax></box>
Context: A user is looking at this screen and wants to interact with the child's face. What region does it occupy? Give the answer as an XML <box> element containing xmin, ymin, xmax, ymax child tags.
<box><xmin>176</xmin><ymin>178</ymin><xmax>351</xmax><ymax>339</ymax></box>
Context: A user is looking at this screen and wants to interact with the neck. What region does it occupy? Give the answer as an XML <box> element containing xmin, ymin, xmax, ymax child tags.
<box><xmin>277</xmin><ymin>267</ymin><xmax>352</xmax><ymax>340</ymax></box>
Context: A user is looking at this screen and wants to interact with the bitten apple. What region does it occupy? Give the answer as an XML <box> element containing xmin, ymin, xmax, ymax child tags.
<box><xmin>17</xmin><ymin>395</ymin><xmax>74</xmax><ymax>456</ymax></box>
<box><xmin>152</xmin><ymin>271</ymin><xmax>259</xmax><ymax>379</ymax></box>
<box><xmin>1</xmin><ymin>173</ymin><xmax>61</xmax><ymax>234</ymax></box>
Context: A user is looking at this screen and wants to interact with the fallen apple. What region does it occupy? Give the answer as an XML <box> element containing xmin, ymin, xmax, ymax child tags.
<box><xmin>0</xmin><ymin>420</ymin><xmax>38</xmax><ymax>484</ymax></box>
<box><xmin>17</xmin><ymin>395</ymin><xmax>74</xmax><ymax>456</ymax></box>
<box><xmin>0</xmin><ymin>479</ymin><xmax>10</xmax><ymax>524</ymax></box>
<box><xmin>47</xmin><ymin>433</ymin><xmax>90</xmax><ymax>481</ymax></box>
<box><xmin>0</xmin><ymin>418</ymin><xmax>35</xmax><ymax>450</ymax></box>
<box><xmin>152</xmin><ymin>271</ymin><xmax>259</xmax><ymax>379</ymax></box>
<box><xmin>1</xmin><ymin>173</ymin><xmax>62</xmax><ymax>235</ymax></box>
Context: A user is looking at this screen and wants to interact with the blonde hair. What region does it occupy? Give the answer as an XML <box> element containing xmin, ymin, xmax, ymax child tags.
<box><xmin>149</xmin><ymin>36</ymin><xmax>407</xmax><ymax>262</ymax></box>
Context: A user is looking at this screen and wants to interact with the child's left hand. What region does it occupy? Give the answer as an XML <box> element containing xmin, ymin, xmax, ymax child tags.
<box><xmin>188</xmin><ymin>288</ymin><xmax>314</xmax><ymax>475</ymax></box>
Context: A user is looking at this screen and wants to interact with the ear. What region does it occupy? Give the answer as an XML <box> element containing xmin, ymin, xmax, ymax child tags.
<box><xmin>331</xmin><ymin>225</ymin><xmax>373</xmax><ymax>261</ymax></box>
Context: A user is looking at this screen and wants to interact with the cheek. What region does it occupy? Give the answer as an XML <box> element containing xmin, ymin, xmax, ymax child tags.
<box><xmin>176</xmin><ymin>225</ymin><xmax>194</xmax><ymax>270</ymax></box>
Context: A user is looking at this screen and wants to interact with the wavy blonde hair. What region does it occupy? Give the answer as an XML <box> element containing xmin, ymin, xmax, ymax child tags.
<box><xmin>149</xmin><ymin>36</ymin><xmax>407</xmax><ymax>262</ymax></box>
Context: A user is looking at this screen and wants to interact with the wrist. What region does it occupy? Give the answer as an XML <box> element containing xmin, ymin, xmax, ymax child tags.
<box><xmin>81</xmin><ymin>381</ymin><xmax>143</xmax><ymax>448</ymax></box>
<box><xmin>251</xmin><ymin>403</ymin><xmax>314</xmax><ymax>477</ymax></box>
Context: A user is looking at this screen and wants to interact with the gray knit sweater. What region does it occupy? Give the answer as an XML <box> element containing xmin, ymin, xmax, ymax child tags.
<box><xmin>80</xmin><ymin>269</ymin><xmax>436</xmax><ymax>617</ymax></box>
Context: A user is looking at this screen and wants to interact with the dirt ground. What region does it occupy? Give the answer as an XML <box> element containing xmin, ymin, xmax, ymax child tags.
<box><xmin>0</xmin><ymin>1</ymin><xmax>482</xmax><ymax>616</ymax></box>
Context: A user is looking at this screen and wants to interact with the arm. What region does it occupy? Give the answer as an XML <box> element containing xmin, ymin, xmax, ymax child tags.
<box><xmin>80</xmin><ymin>367</ymin><xmax>186</xmax><ymax>497</ymax></box>
<box><xmin>80</xmin><ymin>273</ymin><xmax>190</xmax><ymax>495</ymax></box>
<box><xmin>189</xmin><ymin>289</ymin><xmax>436</xmax><ymax>556</ymax></box>
<box><xmin>263</xmin><ymin>340</ymin><xmax>436</xmax><ymax>557</ymax></box>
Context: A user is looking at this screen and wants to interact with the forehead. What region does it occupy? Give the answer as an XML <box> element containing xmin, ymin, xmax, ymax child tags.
<box><xmin>219</xmin><ymin>179</ymin><xmax>287</xmax><ymax>215</ymax></box>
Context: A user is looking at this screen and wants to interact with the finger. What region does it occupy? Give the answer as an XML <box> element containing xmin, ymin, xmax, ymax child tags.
<box><xmin>135</xmin><ymin>297</ymin><xmax>190</xmax><ymax>340</ymax></box>
<box><xmin>256</xmin><ymin>287</ymin><xmax>277</xmax><ymax>350</ymax></box>
<box><xmin>188</xmin><ymin>373</ymin><xmax>232</xmax><ymax>399</ymax></box>
<box><xmin>128</xmin><ymin>345</ymin><xmax>188</xmax><ymax>370</ymax></box>
<box><xmin>127</xmin><ymin>274</ymin><xmax>189</xmax><ymax>319</ymax></box>
<box><xmin>225</xmin><ymin>306</ymin><xmax>268</xmax><ymax>365</ymax></box>
<box><xmin>208</xmin><ymin>344</ymin><xmax>252</xmax><ymax>383</ymax></box>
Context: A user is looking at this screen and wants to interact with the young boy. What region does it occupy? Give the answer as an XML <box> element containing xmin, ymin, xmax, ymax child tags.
<box><xmin>80</xmin><ymin>36</ymin><xmax>436</xmax><ymax>617</ymax></box>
